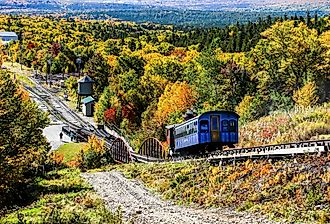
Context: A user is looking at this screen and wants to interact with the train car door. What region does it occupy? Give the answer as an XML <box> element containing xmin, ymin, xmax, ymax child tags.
<box><xmin>210</xmin><ymin>115</ymin><xmax>220</xmax><ymax>142</ymax></box>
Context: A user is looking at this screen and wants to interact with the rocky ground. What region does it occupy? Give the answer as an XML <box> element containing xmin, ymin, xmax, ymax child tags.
<box><xmin>82</xmin><ymin>171</ymin><xmax>283</xmax><ymax>224</ymax></box>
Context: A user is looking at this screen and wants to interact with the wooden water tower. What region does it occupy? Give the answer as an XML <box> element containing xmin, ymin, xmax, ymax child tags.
<box><xmin>77</xmin><ymin>75</ymin><xmax>94</xmax><ymax>110</ymax></box>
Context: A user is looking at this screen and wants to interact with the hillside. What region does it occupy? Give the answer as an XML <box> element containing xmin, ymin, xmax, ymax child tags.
<box><xmin>117</xmin><ymin>155</ymin><xmax>330</xmax><ymax>223</ymax></box>
<box><xmin>239</xmin><ymin>103</ymin><xmax>330</xmax><ymax>148</ymax></box>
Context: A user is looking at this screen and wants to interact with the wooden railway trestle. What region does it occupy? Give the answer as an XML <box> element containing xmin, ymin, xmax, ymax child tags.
<box><xmin>138</xmin><ymin>137</ymin><xmax>167</xmax><ymax>160</ymax></box>
<box><xmin>108</xmin><ymin>138</ymin><xmax>133</xmax><ymax>163</ymax></box>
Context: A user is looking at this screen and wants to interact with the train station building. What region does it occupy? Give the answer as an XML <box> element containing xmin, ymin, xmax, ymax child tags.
<box><xmin>0</xmin><ymin>32</ymin><xmax>18</xmax><ymax>45</ymax></box>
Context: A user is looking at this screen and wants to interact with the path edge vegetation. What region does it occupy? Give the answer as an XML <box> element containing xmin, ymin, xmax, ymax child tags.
<box><xmin>115</xmin><ymin>154</ymin><xmax>330</xmax><ymax>224</ymax></box>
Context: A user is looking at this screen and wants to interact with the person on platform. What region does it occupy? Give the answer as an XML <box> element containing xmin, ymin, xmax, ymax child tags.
<box><xmin>59</xmin><ymin>132</ymin><xmax>63</xmax><ymax>141</ymax></box>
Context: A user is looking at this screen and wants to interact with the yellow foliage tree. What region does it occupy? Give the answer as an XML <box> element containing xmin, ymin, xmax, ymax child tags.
<box><xmin>293</xmin><ymin>82</ymin><xmax>319</xmax><ymax>108</ymax></box>
<box><xmin>320</xmin><ymin>30</ymin><xmax>330</xmax><ymax>68</ymax></box>
<box><xmin>235</xmin><ymin>95</ymin><xmax>254</xmax><ymax>117</ymax></box>
<box><xmin>0</xmin><ymin>42</ymin><xmax>5</xmax><ymax>66</ymax></box>
<box><xmin>155</xmin><ymin>81</ymin><xmax>197</xmax><ymax>125</ymax></box>
<box><xmin>140</xmin><ymin>73</ymin><xmax>169</xmax><ymax>103</ymax></box>
<box><xmin>84</xmin><ymin>135</ymin><xmax>105</xmax><ymax>154</ymax></box>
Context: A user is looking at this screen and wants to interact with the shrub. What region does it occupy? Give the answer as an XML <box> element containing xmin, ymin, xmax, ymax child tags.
<box><xmin>47</xmin><ymin>152</ymin><xmax>65</xmax><ymax>169</ymax></box>
<box><xmin>76</xmin><ymin>135</ymin><xmax>114</xmax><ymax>170</ymax></box>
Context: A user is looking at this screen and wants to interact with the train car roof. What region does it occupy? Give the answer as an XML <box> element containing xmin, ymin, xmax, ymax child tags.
<box><xmin>165</xmin><ymin>111</ymin><xmax>239</xmax><ymax>129</ymax></box>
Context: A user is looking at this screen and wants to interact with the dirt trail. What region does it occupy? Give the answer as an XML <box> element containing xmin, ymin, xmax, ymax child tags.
<box><xmin>82</xmin><ymin>171</ymin><xmax>282</xmax><ymax>224</ymax></box>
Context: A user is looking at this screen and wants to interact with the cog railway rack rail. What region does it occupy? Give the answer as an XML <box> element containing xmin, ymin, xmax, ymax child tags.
<box><xmin>24</xmin><ymin>77</ymin><xmax>330</xmax><ymax>165</ymax></box>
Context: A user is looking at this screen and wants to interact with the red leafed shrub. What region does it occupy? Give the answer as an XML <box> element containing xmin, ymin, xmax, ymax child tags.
<box><xmin>104</xmin><ymin>108</ymin><xmax>116</xmax><ymax>123</ymax></box>
<box><xmin>170</xmin><ymin>48</ymin><xmax>187</xmax><ymax>61</ymax></box>
<box><xmin>27</xmin><ymin>42</ymin><xmax>36</xmax><ymax>49</ymax></box>
<box><xmin>50</xmin><ymin>42</ymin><xmax>61</xmax><ymax>57</ymax></box>
<box><xmin>48</xmin><ymin>152</ymin><xmax>64</xmax><ymax>168</ymax></box>
<box><xmin>122</xmin><ymin>105</ymin><xmax>135</xmax><ymax>121</ymax></box>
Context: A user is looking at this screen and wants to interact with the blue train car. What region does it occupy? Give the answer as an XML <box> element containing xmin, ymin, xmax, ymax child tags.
<box><xmin>166</xmin><ymin>111</ymin><xmax>239</xmax><ymax>155</ymax></box>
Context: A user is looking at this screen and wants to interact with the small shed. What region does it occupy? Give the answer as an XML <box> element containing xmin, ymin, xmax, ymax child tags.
<box><xmin>81</xmin><ymin>96</ymin><xmax>95</xmax><ymax>117</ymax></box>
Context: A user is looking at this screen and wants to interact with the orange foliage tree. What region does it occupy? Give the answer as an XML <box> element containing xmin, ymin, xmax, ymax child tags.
<box><xmin>155</xmin><ymin>81</ymin><xmax>197</xmax><ymax>125</ymax></box>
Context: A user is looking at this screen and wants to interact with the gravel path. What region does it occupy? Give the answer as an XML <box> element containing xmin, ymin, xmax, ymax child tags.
<box><xmin>82</xmin><ymin>171</ymin><xmax>282</xmax><ymax>224</ymax></box>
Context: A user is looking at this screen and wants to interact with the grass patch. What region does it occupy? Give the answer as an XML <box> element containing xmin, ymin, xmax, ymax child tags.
<box><xmin>16</xmin><ymin>73</ymin><xmax>35</xmax><ymax>87</ymax></box>
<box><xmin>56</xmin><ymin>143</ymin><xmax>86</xmax><ymax>163</ymax></box>
<box><xmin>3</xmin><ymin>62</ymin><xmax>36</xmax><ymax>87</ymax></box>
<box><xmin>0</xmin><ymin>168</ymin><xmax>123</xmax><ymax>224</ymax></box>
<box><xmin>115</xmin><ymin>155</ymin><xmax>330</xmax><ymax>223</ymax></box>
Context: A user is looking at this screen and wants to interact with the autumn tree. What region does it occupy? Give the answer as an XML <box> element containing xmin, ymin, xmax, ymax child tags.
<box><xmin>140</xmin><ymin>81</ymin><xmax>195</xmax><ymax>140</ymax></box>
<box><xmin>235</xmin><ymin>95</ymin><xmax>267</xmax><ymax>123</ymax></box>
<box><xmin>0</xmin><ymin>42</ymin><xmax>6</xmax><ymax>66</ymax></box>
<box><xmin>250</xmin><ymin>21</ymin><xmax>329</xmax><ymax>99</ymax></box>
<box><xmin>84</xmin><ymin>53</ymin><xmax>109</xmax><ymax>97</ymax></box>
<box><xmin>144</xmin><ymin>57</ymin><xmax>185</xmax><ymax>82</ymax></box>
<box><xmin>0</xmin><ymin>72</ymin><xmax>49</xmax><ymax>206</ymax></box>
<box><xmin>139</xmin><ymin>73</ymin><xmax>169</xmax><ymax>105</ymax></box>
<box><xmin>293</xmin><ymin>81</ymin><xmax>319</xmax><ymax>108</ymax></box>
<box><xmin>94</xmin><ymin>86</ymin><xmax>116</xmax><ymax>123</ymax></box>
<box><xmin>155</xmin><ymin>81</ymin><xmax>197</xmax><ymax>125</ymax></box>
<box><xmin>104</xmin><ymin>108</ymin><xmax>117</xmax><ymax>124</ymax></box>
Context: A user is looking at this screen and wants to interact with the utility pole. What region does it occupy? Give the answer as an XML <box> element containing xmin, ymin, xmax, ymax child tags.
<box><xmin>19</xmin><ymin>32</ymin><xmax>24</xmax><ymax>71</ymax></box>
<box><xmin>19</xmin><ymin>44</ymin><xmax>23</xmax><ymax>71</ymax></box>
<box><xmin>76</xmin><ymin>57</ymin><xmax>81</xmax><ymax>78</ymax></box>
<box><xmin>47</xmin><ymin>58</ymin><xmax>52</xmax><ymax>86</ymax></box>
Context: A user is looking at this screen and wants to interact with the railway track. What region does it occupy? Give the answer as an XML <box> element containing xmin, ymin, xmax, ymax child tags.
<box><xmin>21</xmin><ymin>75</ymin><xmax>330</xmax><ymax>166</ymax></box>
<box><xmin>24</xmin><ymin>77</ymin><xmax>111</xmax><ymax>141</ymax></box>
<box><xmin>21</xmin><ymin>77</ymin><xmax>130</xmax><ymax>164</ymax></box>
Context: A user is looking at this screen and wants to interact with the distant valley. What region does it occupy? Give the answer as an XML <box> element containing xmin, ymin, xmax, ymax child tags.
<box><xmin>0</xmin><ymin>0</ymin><xmax>329</xmax><ymax>26</ymax></box>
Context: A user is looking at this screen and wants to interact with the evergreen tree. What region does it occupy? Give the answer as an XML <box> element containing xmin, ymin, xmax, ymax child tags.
<box><xmin>0</xmin><ymin>72</ymin><xmax>49</xmax><ymax>206</ymax></box>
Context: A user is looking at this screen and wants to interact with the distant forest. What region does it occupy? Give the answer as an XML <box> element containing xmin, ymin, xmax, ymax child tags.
<box><xmin>69</xmin><ymin>8</ymin><xmax>329</xmax><ymax>28</ymax></box>
<box><xmin>62</xmin><ymin>12</ymin><xmax>329</xmax><ymax>53</ymax></box>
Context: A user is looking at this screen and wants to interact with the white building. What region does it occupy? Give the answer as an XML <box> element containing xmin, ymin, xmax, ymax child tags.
<box><xmin>0</xmin><ymin>32</ymin><xmax>18</xmax><ymax>45</ymax></box>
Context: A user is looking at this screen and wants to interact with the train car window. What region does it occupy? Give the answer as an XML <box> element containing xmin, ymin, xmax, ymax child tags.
<box><xmin>200</xmin><ymin>120</ymin><xmax>209</xmax><ymax>132</ymax></box>
<box><xmin>229</xmin><ymin>120</ymin><xmax>236</xmax><ymax>132</ymax></box>
<box><xmin>222</xmin><ymin>120</ymin><xmax>229</xmax><ymax>132</ymax></box>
